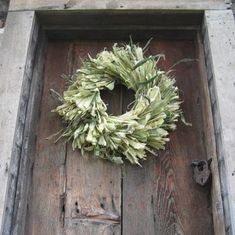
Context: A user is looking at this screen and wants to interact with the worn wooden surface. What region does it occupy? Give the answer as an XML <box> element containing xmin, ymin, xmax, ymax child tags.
<box><xmin>64</xmin><ymin>42</ymin><xmax>121</xmax><ymax>235</ymax></box>
<box><xmin>38</xmin><ymin>10</ymin><xmax>203</xmax><ymax>42</ymax></box>
<box><xmin>195</xmin><ymin>33</ymin><xmax>225</xmax><ymax>235</ymax></box>
<box><xmin>204</xmin><ymin>10</ymin><xmax>235</xmax><ymax>234</ymax></box>
<box><xmin>24</xmin><ymin>43</ymin><xmax>69</xmax><ymax>235</ymax></box>
<box><xmin>0</xmin><ymin>11</ymin><xmax>36</xmax><ymax>234</ymax></box>
<box><xmin>122</xmin><ymin>40</ymin><xmax>214</xmax><ymax>235</ymax></box>
<box><xmin>23</xmin><ymin>38</ymin><xmax>216</xmax><ymax>234</ymax></box>
<box><xmin>38</xmin><ymin>11</ymin><xmax>203</xmax><ymax>29</ymax></box>
<box><xmin>10</xmin><ymin>32</ymin><xmax>47</xmax><ymax>235</ymax></box>
<box><xmin>9</xmin><ymin>0</ymin><xmax>230</xmax><ymax>11</ymax></box>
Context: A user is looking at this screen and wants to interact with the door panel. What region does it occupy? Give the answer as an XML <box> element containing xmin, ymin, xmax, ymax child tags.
<box><xmin>122</xmin><ymin>41</ymin><xmax>213</xmax><ymax>235</ymax></box>
<box><xmin>25</xmin><ymin>39</ymin><xmax>213</xmax><ymax>235</ymax></box>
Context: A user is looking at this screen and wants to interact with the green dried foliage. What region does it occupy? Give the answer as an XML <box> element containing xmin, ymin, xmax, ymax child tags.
<box><xmin>53</xmin><ymin>42</ymin><xmax>184</xmax><ymax>165</ymax></box>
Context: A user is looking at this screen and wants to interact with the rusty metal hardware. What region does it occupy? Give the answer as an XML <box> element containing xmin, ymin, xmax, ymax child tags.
<box><xmin>191</xmin><ymin>159</ymin><xmax>212</xmax><ymax>186</ymax></box>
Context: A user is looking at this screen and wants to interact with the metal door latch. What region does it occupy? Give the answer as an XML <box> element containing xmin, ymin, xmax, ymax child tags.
<box><xmin>191</xmin><ymin>159</ymin><xmax>212</xmax><ymax>186</ymax></box>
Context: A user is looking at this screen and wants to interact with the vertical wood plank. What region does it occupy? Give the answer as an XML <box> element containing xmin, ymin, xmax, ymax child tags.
<box><xmin>64</xmin><ymin>42</ymin><xmax>121</xmax><ymax>235</ymax></box>
<box><xmin>122</xmin><ymin>40</ymin><xmax>214</xmax><ymax>235</ymax></box>
<box><xmin>195</xmin><ymin>32</ymin><xmax>225</xmax><ymax>235</ymax></box>
<box><xmin>25</xmin><ymin>42</ymin><xmax>72</xmax><ymax>235</ymax></box>
<box><xmin>11</xmin><ymin>32</ymin><xmax>47</xmax><ymax>235</ymax></box>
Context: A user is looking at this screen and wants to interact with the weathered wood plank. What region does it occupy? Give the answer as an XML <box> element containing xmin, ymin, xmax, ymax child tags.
<box><xmin>121</xmin><ymin>87</ymin><xmax>157</xmax><ymax>235</ymax></box>
<box><xmin>9</xmin><ymin>0</ymin><xmax>229</xmax><ymax>11</ymax></box>
<box><xmin>24</xmin><ymin>43</ymin><xmax>71</xmax><ymax>235</ymax></box>
<box><xmin>64</xmin><ymin>151</ymin><xmax>121</xmax><ymax>235</ymax></box>
<box><xmin>10</xmin><ymin>32</ymin><xmax>47</xmax><ymax>235</ymax></box>
<box><xmin>38</xmin><ymin>11</ymin><xmax>203</xmax><ymax>29</ymax></box>
<box><xmin>204</xmin><ymin>10</ymin><xmax>235</xmax><ymax>234</ymax></box>
<box><xmin>0</xmin><ymin>11</ymin><xmax>36</xmax><ymax>233</ymax></box>
<box><xmin>64</xmin><ymin>42</ymin><xmax>121</xmax><ymax>235</ymax></box>
<box><xmin>195</xmin><ymin>33</ymin><xmax>225</xmax><ymax>235</ymax></box>
<box><xmin>37</xmin><ymin>10</ymin><xmax>201</xmax><ymax>42</ymax></box>
<box><xmin>122</xmin><ymin>40</ymin><xmax>214</xmax><ymax>235</ymax></box>
<box><xmin>24</xmin><ymin>41</ymin><xmax>122</xmax><ymax>235</ymax></box>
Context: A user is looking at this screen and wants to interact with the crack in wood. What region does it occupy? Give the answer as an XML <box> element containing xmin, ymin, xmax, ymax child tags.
<box><xmin>60</xmin><ymin>192</ymin><xmax>66</xmax><ymax>227</ymax></box>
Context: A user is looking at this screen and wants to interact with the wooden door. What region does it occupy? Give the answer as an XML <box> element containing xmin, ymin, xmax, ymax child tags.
<box><xmin>24</xmin><ymin>38</ymin><xmax>214</xmax><ymax>235</ymax></box>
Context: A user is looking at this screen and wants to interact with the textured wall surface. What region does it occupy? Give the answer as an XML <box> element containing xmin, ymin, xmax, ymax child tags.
<box><xmin>8</xmin><ymin>0</ymin><xmax>230</xmax><ymax>11</ymax></box>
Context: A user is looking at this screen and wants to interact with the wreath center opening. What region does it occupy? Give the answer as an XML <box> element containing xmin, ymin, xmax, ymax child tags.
<box><xmin>100</xmin><ymin>84</ymin><xmax>135</xmax><ymax>116</ymax></box>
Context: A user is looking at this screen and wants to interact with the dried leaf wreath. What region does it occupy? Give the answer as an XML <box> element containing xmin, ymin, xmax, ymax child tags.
<box><xmin>52</xmin><ymin>41</ymin><xmax>188</xmax><ymax>165</ymax></box>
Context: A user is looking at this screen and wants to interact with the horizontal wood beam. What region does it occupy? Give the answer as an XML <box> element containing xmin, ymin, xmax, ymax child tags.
<box><xmin>36</xmin><ymin>10</ymin><xmax>202</xmax><ymax>40</ymax></box>
<box><xmin>37</xmin><ymin>10</ymin><xmax>203</xmax><ymax>28</ymax></box>
<box><xmin>0</xmin><ymin>11</ymin><xmax>37</xmax><ymax>235</ymax></box>
<box><xmin>204</xmin><ymin>9</ymin><xmax>235</xmax><ymax>235</ymax></box>
<box><xmin>9</xmin><ymin>0</ymin><xmax>230</xmax><ymax>11</ymax></box>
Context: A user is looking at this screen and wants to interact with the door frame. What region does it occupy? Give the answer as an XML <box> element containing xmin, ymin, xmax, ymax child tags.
<box><xmin>0</xmin><ymin>9</ymin><xmax>234</xmax><ymax>235</ymax></box>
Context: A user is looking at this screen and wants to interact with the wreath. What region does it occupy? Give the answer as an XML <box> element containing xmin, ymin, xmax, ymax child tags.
<box><xmin>52</xmin><ymin>41</ymin><xmax>186</xmax><ymax>165</ymax></box>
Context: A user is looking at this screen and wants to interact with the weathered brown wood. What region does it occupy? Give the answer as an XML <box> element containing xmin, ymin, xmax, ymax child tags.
<box><xmin>38</xmin><ymin>11</ymin><xmax>203</xmax><ymax>28</ymax></box>
<box><xmin>38</xmin><ymin>11</ymin><xmax>201</xmax><ymax>41</ymax></box>
<box><xmin>24</xmin><ymin>38</ymin><xmax>217</xmax><ymax>235</ymax></box>
<box><xmin>64</xmin><ymin>42</ymin><xmax>121</xmax><ymax>235</ymax></box>
<box><xmin>122</xmin><ymin>40</ymin><xmax>214</xmax><ymax>235</ymax></box>
<box><xmin>9</xmin><ymin>0</ymin><xmax>229</xmax><ymax>11</ymax></box>
<box><xmin>25</xmin><ymin>41</ymin><xmax>122</xmax><ymax>235</ymax></box>
<box><xmin>24</xmin><ymin>43</ymin><xmax>72</xmax><ymax>235</ymax></box>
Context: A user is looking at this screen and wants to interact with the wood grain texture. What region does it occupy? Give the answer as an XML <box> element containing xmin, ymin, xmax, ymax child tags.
<box><xmin>37</xmin><ymin>11</ymin><xmax>203</xmax><ymax>42</ymax></box>
<box><xmin>9</xmin><ymin>0</ymin><xmax>229</xmax><ymax>11</ymax></box>
<box><xmin>122</xmin><ymin>40</ymin><xmax>213</xmax><ymax>235</ymax></box>
<box><xmin>10</xmin><ymin>32</ymin><xmax>47</xmax><ymax>235</ymax></box>
<box><xmin>24</xmin><ymin>38</ymin><xmax>216</xmax><ymax>235</ymax></box>
<box><xmin>64</xmin><ymin>42</ymin><xmax>121</xmax><ymax>235</ymax></box>
<box><xmin>25</xmin><ymin>42</ymin><xmax>122</xmax><ymax>235</ymax></box>
<box><xmin>195</xmin><ymin>33</ymin><xmax>225</xmax><ymax>235</ymax></box>
<box><xmin>25</xmin><ymin>43</ymin><xmax>71</xmax><ymax>235</ymax></box>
